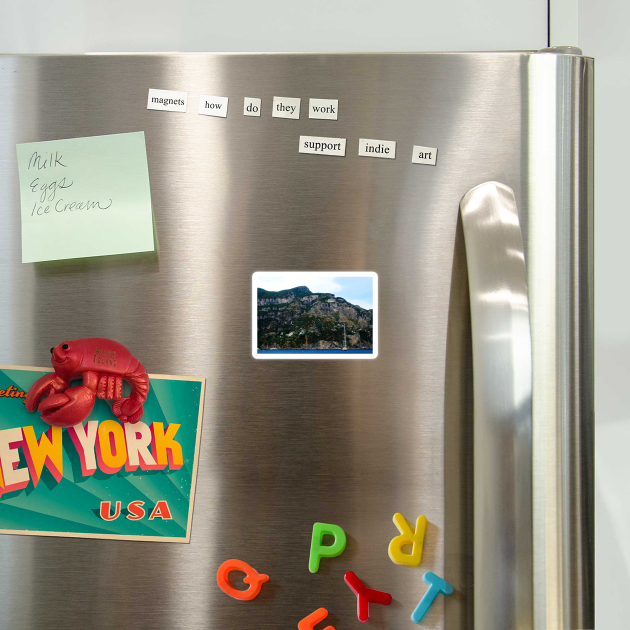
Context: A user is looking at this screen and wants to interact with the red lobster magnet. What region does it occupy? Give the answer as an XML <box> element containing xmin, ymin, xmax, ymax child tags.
<box><xmin>26</xmin><ymin>338</ymin><xmax>149</xmax><ymax>428</ymax></box>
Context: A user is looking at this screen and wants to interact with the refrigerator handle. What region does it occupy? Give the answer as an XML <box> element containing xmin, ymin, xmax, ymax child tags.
<box><xmin>459</xmin><ymin>182</ymin><xmax>533</xmax><ymax>629</ymax></box>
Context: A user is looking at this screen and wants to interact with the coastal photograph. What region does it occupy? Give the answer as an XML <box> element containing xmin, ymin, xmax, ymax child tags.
<box><xmin>252</xmin><ymin>272</ymin><xmax>378</xmax><ymax>359</ymax></box>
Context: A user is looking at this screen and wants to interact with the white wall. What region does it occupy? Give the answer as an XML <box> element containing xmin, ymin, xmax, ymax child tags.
<box><xmin>576</xmin><ymin>1</ymin><xmax>629</xmax><ymax>627</ymax></box>
<box><xmin>0</xmin><ymin>0</ymin><xmax>547</xmax><ymax>53</ymax></box>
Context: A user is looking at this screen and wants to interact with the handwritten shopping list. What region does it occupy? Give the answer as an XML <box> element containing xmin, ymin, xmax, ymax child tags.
<box><xmin>16</xmin><ymin>132</ymin><xmax>154</xmax><ymax>263</ymax></box>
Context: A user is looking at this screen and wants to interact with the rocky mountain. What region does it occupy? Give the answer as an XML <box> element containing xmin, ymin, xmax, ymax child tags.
<box><xmin>257</xmin><ymin>285</ymin><xmax>373</xmax><ymax>350</ymax></box>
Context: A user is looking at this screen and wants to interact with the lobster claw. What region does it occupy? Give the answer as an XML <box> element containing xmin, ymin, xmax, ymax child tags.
<box><xmin>37</xmin><ymin>386</ymin><xmax>96</xmax><ymax>428</ymax></box>
<box><xmin>25</xmin><ymin>373</ymin><xmax>67</xmax><ymax>413</ymax></box>
<box><xmin>112</xmin><ymin>398</ymin><xmax>144</xmax><ymax>424</ymax></box>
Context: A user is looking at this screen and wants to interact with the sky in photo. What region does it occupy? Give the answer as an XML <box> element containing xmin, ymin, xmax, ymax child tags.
<box><xmin>257</xmin><ymin>274</ymin><xmax>374</xmax><ymax>309</ymax></box>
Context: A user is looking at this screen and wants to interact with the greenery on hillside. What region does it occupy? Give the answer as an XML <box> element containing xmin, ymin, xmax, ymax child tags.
<box><xmin>257</xmin><ymin>285</ymin><xmax>373</xmax><ymax>350</ymax></box>
<box><xmin>257</xmin><ymin>286</ymin><xmax>314</xmax><ymax>299</ymax></box>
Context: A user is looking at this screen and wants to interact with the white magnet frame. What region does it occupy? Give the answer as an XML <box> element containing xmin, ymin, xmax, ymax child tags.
<box><xmin>252</xmin><ymin>271</ymin><xmax>378</xmax><ymax>359</ymax></box>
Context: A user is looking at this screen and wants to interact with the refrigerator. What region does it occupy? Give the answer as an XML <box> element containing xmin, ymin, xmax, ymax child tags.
<box><xmin>0</xmin><ymin>50</ymin><xmax>593</xmax><ymax>629</ymax></box>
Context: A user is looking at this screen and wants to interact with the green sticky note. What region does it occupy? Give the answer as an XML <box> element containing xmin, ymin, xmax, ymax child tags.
<box><xmin>16</xmin><ymin>131</ymin><xmax>154</xmax><ymax>263</ymax></box>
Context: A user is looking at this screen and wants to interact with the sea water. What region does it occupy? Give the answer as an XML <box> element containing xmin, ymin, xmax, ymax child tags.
<box><xmin>257</xmin><ymin>349</ymin><xmax>373</xmax><ymax>355</ymax></box>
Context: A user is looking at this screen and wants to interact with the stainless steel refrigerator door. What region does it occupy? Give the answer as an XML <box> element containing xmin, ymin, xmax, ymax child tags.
<box><xmin>0</xmin><ymin>52</ymin><xmax>593</xmax><ymax>629</ymax></box>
